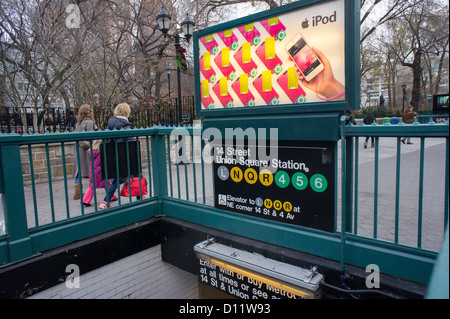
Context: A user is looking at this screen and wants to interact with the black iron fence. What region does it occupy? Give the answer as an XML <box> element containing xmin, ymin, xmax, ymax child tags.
<box><xmin>0</xmin><ymin>96</ymin><xmax>195</xmax><ymax>134</ymax></box>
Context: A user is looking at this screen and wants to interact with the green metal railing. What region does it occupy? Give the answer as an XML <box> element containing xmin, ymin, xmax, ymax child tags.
<box><xmin>11</xmin><ymin>133</ymin><xmax>157</xmax><ymax>229</ymax></box>
<box><xmin>162</xmin><ymin>126</ymin><xmax>213</xmax><ymax>206</ymax></box>
<box><xmin>340</xmin><ymin>117</ymin><xmax>449</xmax><ymax>245</ymax></box>
<box><xmin>339</xmin><ymin>117</ymin><xmax>449</xmax><ymax>280</ymax></box>
<box><xmin>0</xmin><ymin>120</ymin><xmax>449</xmax><ymax>286</ymax></box>
<box><xmin>0</xmin><ymin>128</ymin><xmax>163</xmax><ymax>263</ymax></box>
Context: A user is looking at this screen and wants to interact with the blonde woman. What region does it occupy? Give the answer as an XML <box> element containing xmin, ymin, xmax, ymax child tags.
<box><xmin>72</xmin><ymin>104</ymin><xmax>96</xmax><ymax>200</ymax></box>
<box><xmin>99</xmin><ymin>102</ymin><xmax>135</xmax><ymax>209</ymax></box>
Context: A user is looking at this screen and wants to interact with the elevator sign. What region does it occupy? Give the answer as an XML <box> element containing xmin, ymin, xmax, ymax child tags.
<box><xmin>213</xmin><ymin>140</ymin><xmax>335</xmax><ymax>232</ymax></box>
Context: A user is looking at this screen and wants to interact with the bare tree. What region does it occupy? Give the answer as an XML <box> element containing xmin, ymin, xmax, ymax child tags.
<box><xmin>360</xmin><ymin>0</ymin><xmax>414</xmax><ymax>44</ymax></box>
<box><xmin>0</xmin><ymin>0</ymin><xmax>103</xmax><ymax>111</ymax></box>
<box><xmin>391</xmin><ymin>0</ymin><xmax>449</xmax><ymax>110</ymax></box>
<box><xmin>359</xmin><ymin>0</ymin><xmax>416</xmax><ymax>78</ymax></box>
<box><xmin>420</xmin><ymin>4</ymin><xmax>449</xmax><ymax>95</ymax></box>
<box><xmin>125</xmin><ymin>0</ymin><xmax>172</xmax><ymax>102</ymax></box>
<box><xmin>75</xmin><ymin>0</ymin><xmax>137</xmax><ymax>108</ymax></box>
<box><xmin>0</xmin><ymin>0</ymin><xmax>76</xmax><ymax>129</ymax></box>
<box><xmin>0</xmin><ymin>0</ymin><xmax>44</xmax><ymax>112</ymax></box>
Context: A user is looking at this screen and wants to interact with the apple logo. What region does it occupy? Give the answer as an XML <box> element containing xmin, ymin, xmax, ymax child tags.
<box><xmin>302</xmin><ymin>19</ymin><xmax>309</xmax><ymax>29</ymax></box>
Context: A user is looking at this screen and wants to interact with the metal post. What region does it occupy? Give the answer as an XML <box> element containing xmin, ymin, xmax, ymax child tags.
<box><xmin>402</xmin><ymin>93</ymin><xmax>405</xmax><ymax>113</ymax></box>
<box><xmin>168</xmin><ymin>73</ymin><xmax>171</xmax><ymax>99</ymax></box>
<box><xmin>174</xmin><ymin>34</ymin><xmax>185</xmax><ymax>163</ymax></box>
<box><xmin>340</xmin><ymin>116</ymin><xmax>347</xmax><ymax>272</ymax></box>
<box><xmin>174</xmin><ymin>34</ymin><xmax>182</xmax><ymax>125</ymax></box>
<box><xmin>345</xmin><ymin>136</ymin><xmax>354</xmax><ymax>233</ymax></box>
<box><xmin>151</xmin><ymin>134</ymin><xmax>168</xmax><ymax>197</ymax></box>
<box><xmin>402</xmin><ymin>85</ymin><xmax>407</xmax><ymax>113</ymax></box>
<box><xmin>0</xmin><ymin>144</ymin><xmax>33</xmax><ymax>262</ymax></box>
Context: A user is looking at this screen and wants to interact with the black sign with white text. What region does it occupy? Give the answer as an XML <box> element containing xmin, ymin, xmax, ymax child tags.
<box><xmin>213</xmin><ymin>140</ymin><xmax>335</xmax><ymax>232</ymax></box>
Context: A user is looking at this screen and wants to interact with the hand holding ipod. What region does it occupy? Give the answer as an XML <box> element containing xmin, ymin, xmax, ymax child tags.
<box><xmin>289</xmin><ymin>47</ymin><xmax>345</xmax><ymax>101</ymax></box>
<box><xmin>285</xmin><ymin>33</ymin><xmax>345</xmax><ymax>101</ymax></box>
<box><xmin>285</xmin><ymin>33</ymin><xmax>324</xmax><ymax>81</ymax></box>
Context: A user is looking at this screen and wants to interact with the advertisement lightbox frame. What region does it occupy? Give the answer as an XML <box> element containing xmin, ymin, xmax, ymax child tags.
<box><xmin>193</xmin><ymin>0</ymin><xmax>360</xmax><ymax>119</ymax></box>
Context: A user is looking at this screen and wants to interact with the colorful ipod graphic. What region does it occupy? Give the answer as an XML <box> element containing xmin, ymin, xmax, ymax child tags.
<box><xmin>199</xmin><ymin>35</ymin><xmax>219</xmax><ymax>54</ymax></box>
<box><xmin>212</xmin><ymin>79</ymin><xmax>234</xmax><ymax>108</ymax></box>
<box><xmin>252</xmin><ymin>73</ymin><xmax>280</xmax><ymax>105</ymax></box>
<box><xmin>196</xmin><ymin>0</ymin><xmax>347</xmax><ymax>109</ymax></box>
<box><xmin>237</xmin><ymin>24</ymin><xmax>261</xmax><ymax>46</ymax></box>
<box><xmin>276</xmin><ymin>68</ymin><xmax>307</xmax><ymax>103</ymax></box>
<box><xmin>255</xmin><ymin>40</ymin><xmax>283</xmax><ymax>74</ymax></box>
<box><xmin>201</xmin><ymin>94</ymin><xmax>215</xmax><ymax>109</ymax></box>
<box><xmin>214</xmin><ymin>49</ymin><xmax>237</xmax><ymax>79</ymax></box>
<box><xmin>260</xmin><ymin>17</ymin><xmax>287</xmax><ymax>41</ymax></box>
<box><xmin>199</xmin><ymin>53</ymin><xmax>216</xmax><ymax>81</ymax></box>
<box><xmin>234</xmin><ymin>44</ymin><xmax>258</xmax><ymax>77</ymax></box>
<box><xmin>201</xmin><ymin>79</ymin><xmax>215</xmax><ymax>109</ymax></box>
<box><xmin>231</xmin><ymin>75</ymin><xmax>256</xmax><ymax>106</ymax></box>
<box><xmin>217</xmin><ymin>30</ymin><xmax>239</xmax><ymax>50</ymax></box>
<box><xmin>291</xmin><ymin>42</ymin><xmax>319</xmax><ymax>75</ymax></box>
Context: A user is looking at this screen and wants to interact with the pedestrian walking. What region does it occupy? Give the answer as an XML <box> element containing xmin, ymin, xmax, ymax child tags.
<box><xmin>363</xmin><ymin>111</ymin><xmax>375</xmax><ymax>148</ymax></box>
<box><xmin>82</xmin><ymin>140</ymin><xmax>117</xmax><ymax>206</ymax></box>
<box><xmin>379</xmin><ymin>94</ymin><xmax>385</xmax><ymax>107</ymax></box>
<box><xmin>72</xmin><ymin>104</ymin><xmax>96</xmax><ymax>200</ymax></box>
<box><xmin>401</xmin><ymin>103</ymin><xmax>417</xmax><ymax>144</ymax></box>
<box><xmin>99</xmin><ymin>102</ymin><xmax>136</xmax><ymax>209</ymax></box>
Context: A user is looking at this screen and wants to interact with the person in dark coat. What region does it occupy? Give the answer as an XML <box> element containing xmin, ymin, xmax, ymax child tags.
<box><xmin>99</xmin><ymin>103</ymin><xmax>135</xmax><ymax>209</ymax></box>
<box><xmin>379</xmin><ymin>94</ymin><xmax>385</xmax><ymax>107</ymax></box>
<box><xmin>363</xmin><ymin>111</ymin><xmax>375</xmax><ymax>148</ymax></box>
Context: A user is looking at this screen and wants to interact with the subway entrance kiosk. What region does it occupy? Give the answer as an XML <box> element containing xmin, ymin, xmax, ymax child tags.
<box><xmin>192</xmin><ymin>0</ymin><xmax>360</xmax><ymax>299</ymax></box>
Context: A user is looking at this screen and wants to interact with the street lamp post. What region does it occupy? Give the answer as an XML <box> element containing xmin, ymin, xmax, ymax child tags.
<box><xmin>165</xmin><ymin>67</ymin><xmax>171</xmax><ymax>98</ymax></box>
<box><xmin>166</xmin><ymin>66</ymin><xmax>176</xmax><ymax>125</ymax></box>
<box><xmin>156</xmin><ymin>9</ymin><xmax>195</xmax><ymax>125</ymax></box>
<box><xmin>402</xmin><ymin>83</ymin><xmax>407</xmax><ymax>113</ymax></box>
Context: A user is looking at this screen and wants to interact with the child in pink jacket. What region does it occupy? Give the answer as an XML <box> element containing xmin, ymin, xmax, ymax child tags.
<box><xmin>83</xmin><ymin>140</ymin><xmax>117</xmax><ymax>206</ymax></box>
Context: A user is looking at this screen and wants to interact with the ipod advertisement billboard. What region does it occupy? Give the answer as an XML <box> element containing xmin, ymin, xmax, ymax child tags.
<box><xmin>195</xmin><ymin>0</ymin><xmax>348</xmax><ymax>111</ymax></box>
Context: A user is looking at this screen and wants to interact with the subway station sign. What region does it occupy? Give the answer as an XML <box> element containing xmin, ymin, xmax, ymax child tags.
<box><xmin>213</xmin><ymin>140</ymin><xmax>335</xmax><ymax>232</ymax></box>
<box><xmin>194</xmin><ymin>0</ymin><xmax>359</xmax><ymax>232</ymax></box>
<box><xmin>194</xmin><ymin>0</ymin><xmax>360</xmax><ymax>116</ymax></box>
<box><xmin>191</xmin><ymin>0</ymin><xmax>360</xmax><ymax>300</ymax></box>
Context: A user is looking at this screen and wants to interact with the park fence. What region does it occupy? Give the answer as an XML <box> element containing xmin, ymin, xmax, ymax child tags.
<box><xmin>0</xmin><ymin>96</ymin><xmax>195</xmax><ymax>134</ymax></box>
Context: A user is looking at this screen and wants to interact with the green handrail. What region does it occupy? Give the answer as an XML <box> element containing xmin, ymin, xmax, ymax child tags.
<box><xmin>0</xmin><ymin>122</ymin><xmax>448</xmax><ymax>286</ymax></box>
